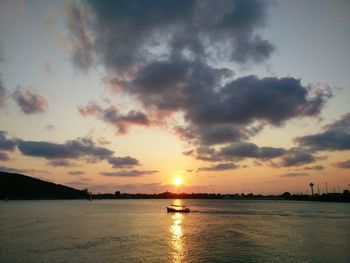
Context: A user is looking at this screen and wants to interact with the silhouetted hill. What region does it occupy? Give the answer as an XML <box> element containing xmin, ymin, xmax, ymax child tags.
<box><xmin>0</xmin><ymin>171</ymin><xmax>89</xmax><ymax>199</ymax></box>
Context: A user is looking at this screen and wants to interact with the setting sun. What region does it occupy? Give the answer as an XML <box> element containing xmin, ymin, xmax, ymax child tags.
<box><xmin>173</xmin><ymin>177</ymin><xmax>182</xmax><ymax>187</ymax></box>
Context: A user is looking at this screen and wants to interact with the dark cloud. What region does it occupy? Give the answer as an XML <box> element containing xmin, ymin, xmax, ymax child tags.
<box><xmin>301</xmin><ymin>165</ymin><xmax>324</xmax><ymax>171</ymax></box>
<box><xmin>295</xmin><ymin>113</ymin><xmax>350</xmax><ymax>151</ymax></box>
<box><xmin>334</xmin><ymin>160</ymin><xmax>350</xmax><ymax>169</ymax></box>
<box><xmin>17</xmin><ymin>137</ymin><xmax>113</xmax><ymax>160</ymax></box>
<box><xmin>46</xmin><ymin>159</ymin><xmax>78</xmax><ymax>167</ymax></box>
<box><xmin>211</xmin><ymin>76</ymin><xmax>331</xmax><ymax>126</ymax></box>
<box><xmin>12</xmin><ymin>87</ymin><xmax>48</xmax><ymax>114</ymax></box>
<box><xmin>67</xmin><ymin>0</ymin><xmax>332</xmax><ymax>150</ymax></box>
<box><xmin>280</xmin><ymin>148</ymin><xmax>316</xmax><ymax>167</ymax></box>
<box><xmin>107</xmin><ymin>156</ymin><xmax>140</xmax><ymax>168</ymax></box>
<box><xmin>122</xmin><ymin>60</ymin><xmax>330</xmax><ymax>144</ymax></box>
<box><xmin>0</xmin><ymin>131</ymin><xmax>16</xmax><ymax>151</ymax></box>
<box><xmin>279</xmin><ymin>172</ymin><xmax>309</xmax><ymax>177</ymax></box>
<box><xmin>183</xmin><ymin>146</ymin><xmax>221</xmax><ymax>162</ymax></box>
<box><xmin>78</xmin><ymin>103</ymin><xmax>150</xmax><ymax>134</ymax></box>
<box><xmin>175</xmin><ymin>124</ymin><xmax>249</xmax><ymax>145</ymax></box>
<box><xmin>68</xmin><ymin>171</ymin><xmax>85</xmax><ymax>175</ymax></box>
<box><xmin>100</xmin><ymin>170</ymin><xmax>158</xmax><ymax>177</ymax></box>
<box><xmin>67</xmin><ymin>0</ymin><xmax>273</xmax><ymax>72</ymax></box>
<box><xmin>197</xmin><ymin>162</ymin><xmax>238</xmax><ymax>172</ymax></box>
<box><xmin>0</xmin><ymin>132</ymin><xmax>145</xmax><ymax>171</ymax></box>
<box><xmin>0</xmin><ymin>152</ymin><xmax>10</xmax><ymax>161</ymax></box>
<box><xmin>185</xmin><ymin>142</ymin><xmax>287</xmax><ymax>163</ymax></box>
<box><xmin>219</xmin><ymin>142</ymin><xmax>287</xmax><ymax>160</ymax></box>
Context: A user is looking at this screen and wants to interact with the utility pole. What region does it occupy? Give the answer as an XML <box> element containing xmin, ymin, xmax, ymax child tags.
<box><xmin>309</xmin><ymin>183</ymin><xmax>314</xmax><ymax>195</ymax></box>
<box><xmin>317</xmin><ymin>184</ymin><xmax>320</xmax><ymax>195</ymax></box>
<box><xmin>325</xmin><ymin>182</ymin><xmax>328</xmax><ymax>194</ymax></box>
<box><xmin>338</xmin><ymin>186</ymin><xmax>341</xmax><ymax>193</ymax></box>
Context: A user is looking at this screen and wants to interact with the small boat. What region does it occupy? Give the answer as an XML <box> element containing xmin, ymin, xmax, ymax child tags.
<box><xmin>167</xmin><ymin>204</ymin><xmax>190</xmax><ymax>213</ymax></box>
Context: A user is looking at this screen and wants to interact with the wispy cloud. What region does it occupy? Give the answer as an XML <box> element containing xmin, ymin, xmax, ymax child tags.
<box><xmin>100</xmin><ymin>170</ymin><xmax>158</xmax><ymax>177</ymax></box>
<box><xmin>334</xmin><ymin>160</ymin><xmax>350</xmax><ymax>169</ymax></box>
<box><xmin>279</xmin><ymin>172</ymin><xmax>309</xmax><ymax>178</ymax></box>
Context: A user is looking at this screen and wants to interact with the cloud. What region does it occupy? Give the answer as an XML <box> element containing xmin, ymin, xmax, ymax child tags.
<box><xmin>118</xmin><ymin>60</ymin><xmax>330</xmax><ymax>144</ymax></box>
<box><xmin>0</xmin><ymin>152</ymin><xmax>10</xmax><ymax>161</ymax></box>
<box><xmin>0</xmin><ymin>131</ymin><xmax>16</xmax><ymax>151</ymax></box>
<box><xmin>68</xmin><ymin>170</ymin><xmax>85</xmax><ymax>175</ymax></box>
<box><xmin>0</xmin><ymin>132</ymin><xmax>144</xmax><ymax>170</ymax></box>
<box><xmin>46</xmin><ymin>159</ymin><xmax>78</xmax><ymax>167</ymax></box>
<box><xmin>12</xmin><ymin>87</ymin><xmax>48</xmax><ymax>114</ymax></box>
<box><xmin>295</xmin><ymin>113</ymin><xmax>350</xmax><ymax>151</ymax></box>
<box><xmin>17</xmin><ymin>137</ymin><xmax>113</xmax><ymax>160</ymax></box>
<box><xmin>219</xmin><ymin>142</ymin><xmax>287</xmax><ymax>160</ymax></box>
<box><xmin>183</xmin><ymin>146</ymin><xmax>221</xmax><ymax>162</ymax></box>
<box><xmin>185</xmin><ymin>142</ymin><xmax>287</xmax><ymax>163</ymax></box>
<box><xmin>175</xmin><ymin>124</ymin><xmax>250</xmax><ymax>145</ymax></box>
<box><xmin>280</xmin><ymin>148</ymin><xmax>316</xmax><ymax>167</ymax></box>
<box><xmin>100</xmin><ymin>170</ymin><xmax>158</xmax><ymax>177</ymax></box>
<box><xmin>78</xmin><ymin>103</ymin><xmax>150</xmax><ymax>134</ymax></box>
<box><xmin>67</xmin><ymin>0</ymin><xmax>332</xmax><ymax>152</ymax></box>
<box><xmin>67</xmin><ymin>0</ymin><xmax>274</xmax><ymax>73</ymax></box>
<box><xmin>279</xmin><ymin>172</ymin><xmax>309</xmax><ymax>177</ymax></box>
<box><xmin>197</xmin><ymin>162</ymin><xmax>238</xmax><ymax>172</ymax></box>
<box><xmin>66</xmin><ymin>3</ymin><xmax>94</xmax><ymax>71</ymax></box>
<box><xmin>107</xmin><ymin>156</ymin><xmax>140</xmax><ymax>168</ymax></box>
<box><xmin>77</xmin><ymin>102</ymin><xmax>101</xmax><ymax>116</ymax></box>
<box><xmin>186</xmin><ymin>142</ymin><xmax>323</xmax><ymax>168</ymax></box>
<box><xmin>334</xmin><ymin>160</ymin><xmax>350</xmax><ymax>169</ymax></box>
<box><xmin>301</xmin><ymin>165</ymin><xmax>324</xmax><ymax>171</ymax></box>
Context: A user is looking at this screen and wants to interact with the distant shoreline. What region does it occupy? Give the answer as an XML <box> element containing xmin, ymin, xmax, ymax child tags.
<box><xmin>1</xmin><ymin>171</ymin><xmax>349</xmax><ymax>203</ymax></box>
<box><xmin>2</xmin><ymin>193</ymin><xmax>350</xmax><ymax>203</ymax></box>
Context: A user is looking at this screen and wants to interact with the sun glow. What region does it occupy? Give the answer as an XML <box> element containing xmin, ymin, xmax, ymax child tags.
<box><xmin>173</xmin><ymin>177</ymin><xmax>182</xmax><ymax>187</ymax></box>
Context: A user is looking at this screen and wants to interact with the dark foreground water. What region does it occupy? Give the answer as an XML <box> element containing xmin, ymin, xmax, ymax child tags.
<box><xmin>0</xmin><ymin>200</ymin><xmax>349</xmax><ymax>263</ymax></box>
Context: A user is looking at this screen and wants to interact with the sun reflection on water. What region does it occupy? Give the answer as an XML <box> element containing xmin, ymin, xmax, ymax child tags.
<box><xmin>170</xmin><ymin>212</ymin><xmax>184</xmax><ymax>263</ymax></box>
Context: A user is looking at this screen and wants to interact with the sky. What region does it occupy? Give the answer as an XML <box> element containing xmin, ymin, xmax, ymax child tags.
<box><xmin>0</xmin><ymin>0</ymin><xmax>350</xmax><ymax>194</ymax></box>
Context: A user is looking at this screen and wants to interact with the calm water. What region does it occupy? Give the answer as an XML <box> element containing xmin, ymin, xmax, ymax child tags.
<box><xmin>0</xmin><ymin>200</ymin><xmax>349</xmax><ymax>263</ymax></box>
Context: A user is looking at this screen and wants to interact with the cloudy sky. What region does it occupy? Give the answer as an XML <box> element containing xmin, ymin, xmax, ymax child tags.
<box><xmin>0</xmin><ymin>0</ymin><xmax>349</xmax><ymax>194</ymax></box>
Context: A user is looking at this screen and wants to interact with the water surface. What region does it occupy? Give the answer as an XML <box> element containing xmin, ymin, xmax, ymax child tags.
<box><xmin>0</xmin><ymin>200</ymin><xmax>349</xmax><ymax>262</ymax></box>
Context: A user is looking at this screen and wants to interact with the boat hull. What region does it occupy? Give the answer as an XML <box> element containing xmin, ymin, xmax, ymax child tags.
<box><xmin>167</xmin><ymin>207</ymin><xmax>190</xmax><ymax>213</ymax></box>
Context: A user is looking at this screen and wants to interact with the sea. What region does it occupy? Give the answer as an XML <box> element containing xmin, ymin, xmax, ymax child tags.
<box><xmin>0</xmin><ymin>199</ymin><xmax>349</xmax><ymax>263</ymax></box>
